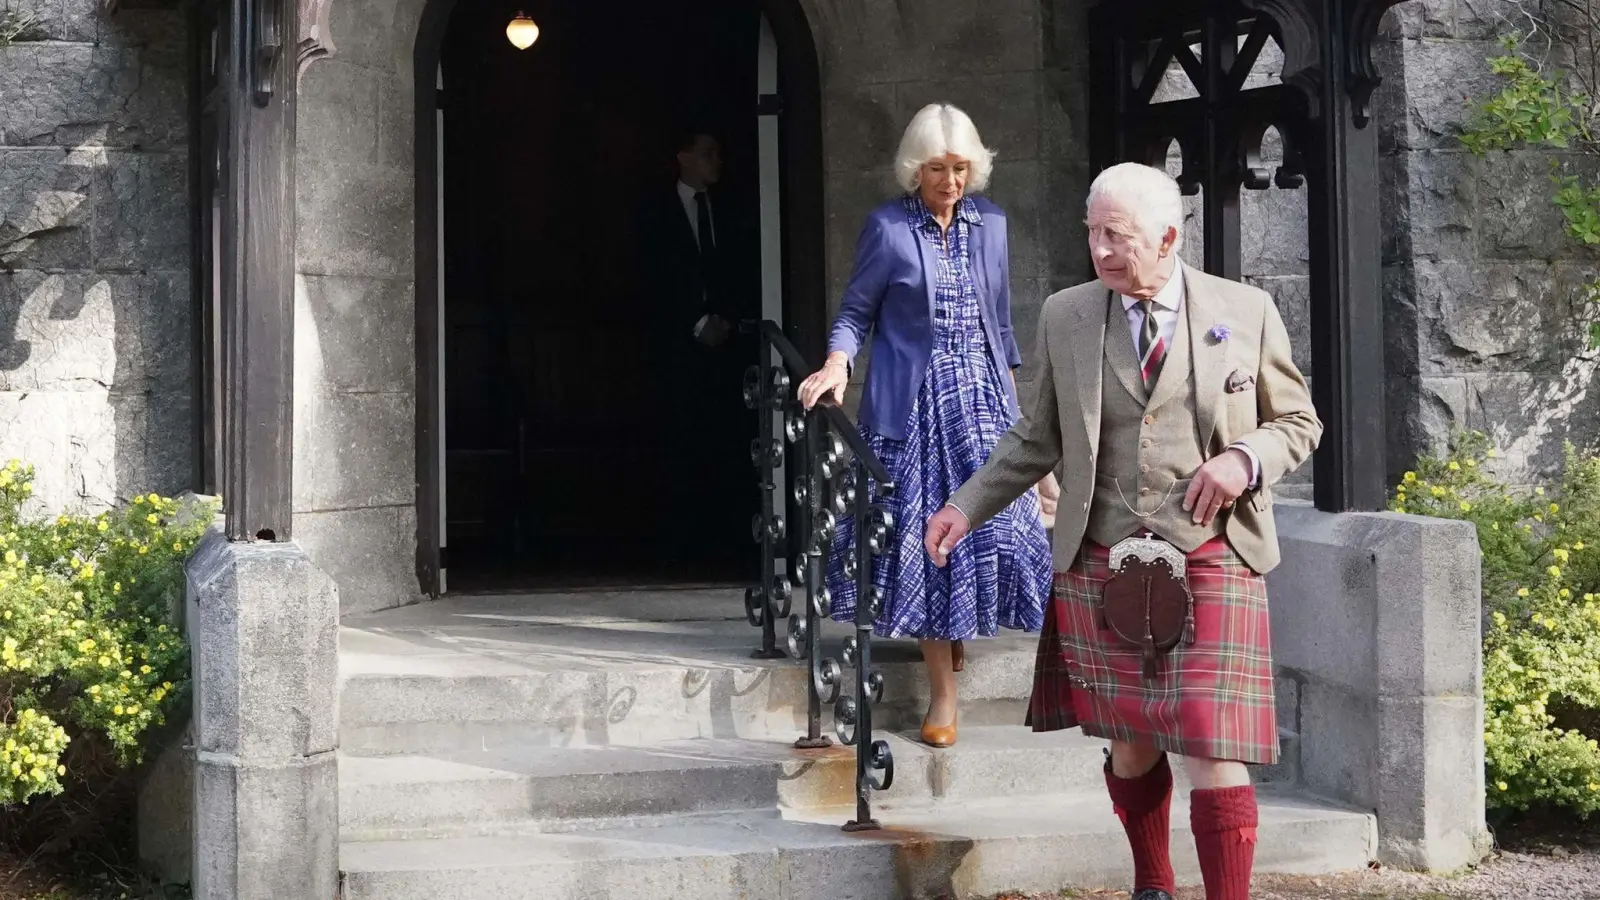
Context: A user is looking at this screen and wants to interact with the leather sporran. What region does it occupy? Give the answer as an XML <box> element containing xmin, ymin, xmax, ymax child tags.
<box><xmin>1099</xmin><ymin>534</ymin><xmax>1197</xmax><ymax>680</ymax></box>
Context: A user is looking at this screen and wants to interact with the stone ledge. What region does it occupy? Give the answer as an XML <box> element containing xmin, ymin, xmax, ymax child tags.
<box><xmin>1266</xmin><ymin>500</ymin><xmax>1489</xmax><ymax>873</ymax></box>
<box><xmin>1269</xmin><ymin>500</ymin><xmax>1481</xmax><ymax>700</ymax></box>
<box><xmin>186</xmin><ymin>532</ymin><xmax>341</xmax><ymax>760</ymax></box>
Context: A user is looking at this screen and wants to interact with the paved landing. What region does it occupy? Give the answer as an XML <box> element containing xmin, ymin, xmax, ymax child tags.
<box><xmin>340</xmin><ymin>587</ymin><xmax>1040</xmax><ymax>677</ymax></box>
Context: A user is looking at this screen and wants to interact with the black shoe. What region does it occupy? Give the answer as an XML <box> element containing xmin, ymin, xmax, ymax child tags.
<box><xmin>1132</xmin><ymin>890</ymin><xmax>1174</xmax><ymax>900</ymax></box>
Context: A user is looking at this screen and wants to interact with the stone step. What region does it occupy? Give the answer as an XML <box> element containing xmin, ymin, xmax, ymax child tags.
<box><xmin>339</xmin><ymin>728</ymin><xmax>1301</xmax><ymax>842</ymax></box>
<box><xmin>339</xmin><ymin>789</ymin><xmax>1375</xmax><ymax>900</ymax></box>
<box><xmin>339</xmin><ymin>728</ymin><xmax>1110</xmax><ymax>840</ymax></box>
<box><xmin>338</xmin><ymin>593</ymin><xmax>1038</xmax><ymax>755</ymax></box>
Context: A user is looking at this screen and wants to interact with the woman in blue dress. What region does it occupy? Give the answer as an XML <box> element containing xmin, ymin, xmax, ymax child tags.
<box><xmin>796</xmin><ymin>104</ymin><xmax>1056</xmax><ymax>748</ymax></box>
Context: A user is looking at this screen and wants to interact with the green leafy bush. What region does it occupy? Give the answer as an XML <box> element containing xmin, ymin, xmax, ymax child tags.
<box><xmin>1461</xmin><ymin>35</ymin><xmax>1600</xmax><ymax>350</ymax></box>
<box><xmin>1390</xmin><ymin>432</ymin><xmax>1600</xmax><ymax>817</ymax></box>
<box><xmin>0</xmin><ymin>460</ymin><xmax>215</xmax><ymax>806</ymax></box>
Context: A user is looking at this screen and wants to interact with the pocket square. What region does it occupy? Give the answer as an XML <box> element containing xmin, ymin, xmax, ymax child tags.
<box><xmin>1225</xmin><ymin>370</ymin><xmax>1256</xmax><ymax>393</ymax></box>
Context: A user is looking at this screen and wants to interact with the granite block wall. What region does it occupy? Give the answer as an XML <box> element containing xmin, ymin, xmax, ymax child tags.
<box><xmin>0</xmin><ymin>0</ymin><xmax>195</xmax><ymax>513</ymax></box>
<box><xmin>1376</xmin><ymin>0</ymin><xmax>1600</xmax><ymax>483</ymax></box>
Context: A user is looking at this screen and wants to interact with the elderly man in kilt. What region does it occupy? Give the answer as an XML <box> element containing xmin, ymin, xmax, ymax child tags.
<box><xmin>925</xmin><ymin>162</ymin><xmax>1321</xmax><ymax>900</ymax></box>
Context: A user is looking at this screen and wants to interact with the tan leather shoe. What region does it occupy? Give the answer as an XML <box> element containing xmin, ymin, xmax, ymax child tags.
<box><xmin>920</xmin><ymin>715</ymin><xmax>958</xmax><ymax>748</ymax></box>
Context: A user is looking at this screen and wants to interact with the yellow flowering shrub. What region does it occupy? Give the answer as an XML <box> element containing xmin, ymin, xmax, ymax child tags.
<box><xmin>1391</xmin><ymin>432</ymin><xmax>1600</xmax><ymax>816</ymax></box>
<box><xmin>0</xmin><ymin>460</ymin><xmax>216</xmax><ymax>806</ymax></box>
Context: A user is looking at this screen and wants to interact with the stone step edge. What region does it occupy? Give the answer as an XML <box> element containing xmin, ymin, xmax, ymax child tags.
<box><xmin>339</xmin><ymin>779</ymin><xmax>1338</xmax><ymax>846</ymax></box>
<box><xmin>335</xmin><ymin>636</ymin><xmax>1040</xmax><ymax>686</ymax></box>
<box><xmin>336</xmin><ymin>729</ymin><xmax>1299</xmax><ymax>832</ymax></box>
<box><xmin>335</xmin><ymin>728</ymin><xmax>1114</xmax><ymax>836</ymax></box>
<box><xmin>337</xmin><ymin>729</ymin><xmax>1300</xmax><ymax>785</ymax></box>
<box><xmin>337</xmin><ymin>792</ymin><xmax>1377</xmax><ymax>900</ymax></box>
<box><xmin>339</xmin><ymin>784</ymin><xmax>1370</xmax><ymax>848</ymax></box>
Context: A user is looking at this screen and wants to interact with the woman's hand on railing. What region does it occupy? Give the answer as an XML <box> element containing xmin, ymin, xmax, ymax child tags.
<box><xmin>798</xmin><ymin>354</ymin><xmax>850</xmax><ymax>410</ymax></box>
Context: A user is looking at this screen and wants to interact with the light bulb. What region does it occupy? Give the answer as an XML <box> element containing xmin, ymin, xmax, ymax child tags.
<box><xmin>506</xmin><ymin>12</ymin><xmax>539</xmax><ymax>50</ymax></box>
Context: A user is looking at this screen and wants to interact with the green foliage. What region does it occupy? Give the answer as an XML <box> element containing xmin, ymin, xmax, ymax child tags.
<box><xmin>1460</xmin><ymin>48</ymin><xmax>1589</xmax><ymax>153</ymax></box>
<box><xmin>1461</xmin><ymin>35</ymin><xmax>1600</xmax><ymax>351</ymax></box>
<box><xmin>1390</xmin><ymin>432</ymin><xmax>1600</xmax><ymax>817</ymax></box>
<box><xmin>1553</xmin><ymin>173</ymin><xmax>1600</xmax><ymax>246</ymax></box>
<box><xmin>0</xmin><ymin>460</ymin><xmax>216</xmax><ymax>807</ymax></box>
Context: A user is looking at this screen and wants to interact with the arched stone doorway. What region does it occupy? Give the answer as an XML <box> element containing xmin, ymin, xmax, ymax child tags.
<box><xmin>288</xmin><ymin>0</ymin><xmax>824</xmax><ymax>608</ymax></box>
<box><xmin>287</xmin><ymin>0</ymin><xmax>1096</xmax><ymax>614</ymax></box>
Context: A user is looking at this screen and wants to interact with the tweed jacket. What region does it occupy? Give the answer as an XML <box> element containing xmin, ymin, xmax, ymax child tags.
<box><xmin>947</xmin><ymin>266</ymin><xmax>1322</xmax><ymax>575</ymax></box>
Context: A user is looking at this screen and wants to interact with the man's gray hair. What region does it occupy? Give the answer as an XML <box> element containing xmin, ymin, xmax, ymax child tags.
<box><xmin>894</xmin><ymin>103</ymin><xmax>996</xmax><ymax>193</ymax></box>
<box><xmin>1086</xmin><ymin>162</ymin><xmax>1185</xmax><ymax>250</ymax></box>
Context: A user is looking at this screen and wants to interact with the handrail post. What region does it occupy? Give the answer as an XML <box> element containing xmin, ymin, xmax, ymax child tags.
<box><xmin>792</xmin><ymin>405</ymin><xmax>831</xmax><ymax>749</ymax></box>
<box><xmin>742</xmin><ymin>320</ymin><xmax>896</xmax><ymax>817</ymax></box>
<box><xmin>842</xmin><ymin>457</ymin><xmax>894</xmax><ymax>832</ymax></box>
<box><xmin>846</xmin><ymin>456</ymin><xmax>877</xmax><ymax>830</ymax></box>
<box><xmin>745</xmin><ymin>328</ymin><xmax>786</xmax><ymax>660</ymax></box>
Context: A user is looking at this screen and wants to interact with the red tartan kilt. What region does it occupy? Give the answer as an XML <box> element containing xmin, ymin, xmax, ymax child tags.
<box><xmin>1025</xmin><ymin>535</ymin><xmax>1279</xmax><ymax>765</ymax></box>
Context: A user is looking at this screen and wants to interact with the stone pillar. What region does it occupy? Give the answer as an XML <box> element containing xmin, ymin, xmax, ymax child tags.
<box><xmin>186</xmin><ymin>530</ymin><xmax>340</xmax><ymax>899</ymax></box>
<box><xmin>1267</xmin><ymin>501</ymin><xmax>1491</xmax><ymax>872</ymax></box>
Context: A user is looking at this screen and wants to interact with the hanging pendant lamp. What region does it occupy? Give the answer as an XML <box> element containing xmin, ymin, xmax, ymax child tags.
<box><xmin>506</xmin><ymin>11</ymin><xmax>540</xmax><ymax>49</ymax></box>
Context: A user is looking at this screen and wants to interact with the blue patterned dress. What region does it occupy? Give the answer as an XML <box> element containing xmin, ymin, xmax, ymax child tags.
<box><xmin>825</xmin><ymin>195</ymin><xmax>1053</xmax><ymax>641</ymax></box>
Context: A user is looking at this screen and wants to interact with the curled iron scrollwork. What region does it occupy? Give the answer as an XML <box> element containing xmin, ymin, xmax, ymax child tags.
<box><xmin>744</xmin><ymin>320</ymin><xmax>897</xmax><ymax>826</ymax></box>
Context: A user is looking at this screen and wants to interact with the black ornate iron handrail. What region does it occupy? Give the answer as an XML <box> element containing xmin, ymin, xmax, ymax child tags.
<box><xmin>742</xmin><ymin>319</ymin><xmax>894</xmax><ymax>832</ymax></box>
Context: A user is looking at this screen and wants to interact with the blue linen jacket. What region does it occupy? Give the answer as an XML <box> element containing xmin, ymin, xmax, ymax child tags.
<box><xmin>826</xmin><ymin>195</ymin><xmax>1024</xmax><ymax>441</ymax></box>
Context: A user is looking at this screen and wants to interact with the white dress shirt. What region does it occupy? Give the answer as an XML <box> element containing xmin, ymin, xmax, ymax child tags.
<box><xmin>1120</xmin><ymin>262</ymin><xmax>1261</xmax><ymax>489</ymax></box>
<box><xmin>677</xmin><ymin>180</ymin><xmax>716</xmax><ymax>338</ymax></box>
<box><xmin>1120</xmin><ymin>259</ymin><xmax>1185</xmax><ymax>357</ymax></box>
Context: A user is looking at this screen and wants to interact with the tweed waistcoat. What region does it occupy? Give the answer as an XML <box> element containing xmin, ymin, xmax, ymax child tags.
<box><xmin>1085</xmin><ymin>294</ymin><xmax>1225</xmax><ymax>551</ymax></box>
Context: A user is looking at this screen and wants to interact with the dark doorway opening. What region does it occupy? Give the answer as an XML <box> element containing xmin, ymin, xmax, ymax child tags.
<box><xmin>431</xmin><ymin>0</ymin><xmax>788</xmax><ymax>592</ymax></box>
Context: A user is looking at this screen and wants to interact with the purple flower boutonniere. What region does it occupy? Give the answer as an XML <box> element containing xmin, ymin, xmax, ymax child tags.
<box><xmin>1208</xmin><ymin>324</ymin><xmax>1231</xmax><ymax>344</ymax></box>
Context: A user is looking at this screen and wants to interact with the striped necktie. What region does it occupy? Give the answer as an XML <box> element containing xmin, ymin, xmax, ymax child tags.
<box><xmin>1138</xmin><ymin>299</ymin><xmax>1166</xmax><ymax>389</ymax></box>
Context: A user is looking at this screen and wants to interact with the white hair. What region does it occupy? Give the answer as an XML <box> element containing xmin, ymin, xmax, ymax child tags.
<box><xmin>1086</xmin><ymin>162</ymin><xmax>1185</xmax><ymax>250</ymax></box>
<box><xmin>894</xmin><ymin>103</ymin><xmax>996</xmax><ymax>193</ymax></box>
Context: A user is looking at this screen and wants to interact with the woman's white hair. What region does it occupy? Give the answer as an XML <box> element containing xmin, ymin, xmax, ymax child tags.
<box><xmin>894</xmin><ymin>103</ymin><xmax>996</xmax><ymax>193</ymax></box>
<box><xmin>1086</xmin><ymin>162</ymin><xmax>1185</xmax><ymax>251</ymax></box>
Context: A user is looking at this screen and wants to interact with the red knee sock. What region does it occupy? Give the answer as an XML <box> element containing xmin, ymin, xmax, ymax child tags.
<box><xmin>1104</xmin><ymin>753</ymin><xmax>1176</xmax><ymax>895</ymax></box>
<box><xmin>1190</xmin><ymin>784</ymin><xmax>1259</xmax><ymax>900</ymax></box>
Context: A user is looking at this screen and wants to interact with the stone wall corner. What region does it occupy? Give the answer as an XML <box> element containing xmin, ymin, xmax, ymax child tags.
<box><xmin>1267</xmin><ymin>500</ymin><xmax>1491</xmax><ymax>873</ymax></box>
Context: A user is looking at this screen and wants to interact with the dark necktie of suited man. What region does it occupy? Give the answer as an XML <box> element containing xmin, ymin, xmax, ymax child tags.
<box><xmin>694</xmin><ymin>190</ymin><xmax>716</xmax><ymax>269</ymax></box>
<box><xmin>1138</xmin><ymin>299</ymin><xmax>1166</xmax><ymax>390</ymax></box>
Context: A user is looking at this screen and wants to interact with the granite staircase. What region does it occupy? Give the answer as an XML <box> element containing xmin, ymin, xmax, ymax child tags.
<box><xmin>334</xmin><ymin>589</ymin><xmax>1376</xmax><ymax>900</ymax></box>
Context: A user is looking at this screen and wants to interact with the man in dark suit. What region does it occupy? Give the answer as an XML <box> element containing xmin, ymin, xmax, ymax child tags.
<box><xmin>638</xmin><ymin>128</ymin><xmax>738</xmax><ymax>349</ymax></box>
<box><xmin>635</xmin><ymin>128</ymin><xmax>755</xmax><ymax>575</ymax></box>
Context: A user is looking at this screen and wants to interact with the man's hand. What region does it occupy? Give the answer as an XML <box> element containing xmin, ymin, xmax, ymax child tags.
<box><xmin>1183</xmin><ymin>447</ymin><xmax>1252</xmax><ymax>526</ymax></box>
<box><xmin>924</xmin><ymin>506</ymin><xmax>971</xmax><ymax>568</ymax></box>
<box><xmin>1036</xmin><ymin>473</ymin><xmax>1059</xmax><ymax>526</ymax></box>
<box><xmin>1036</xmin><ymin>473</ymin><xmax>1059</xmax><ymax>512</ymax></box>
